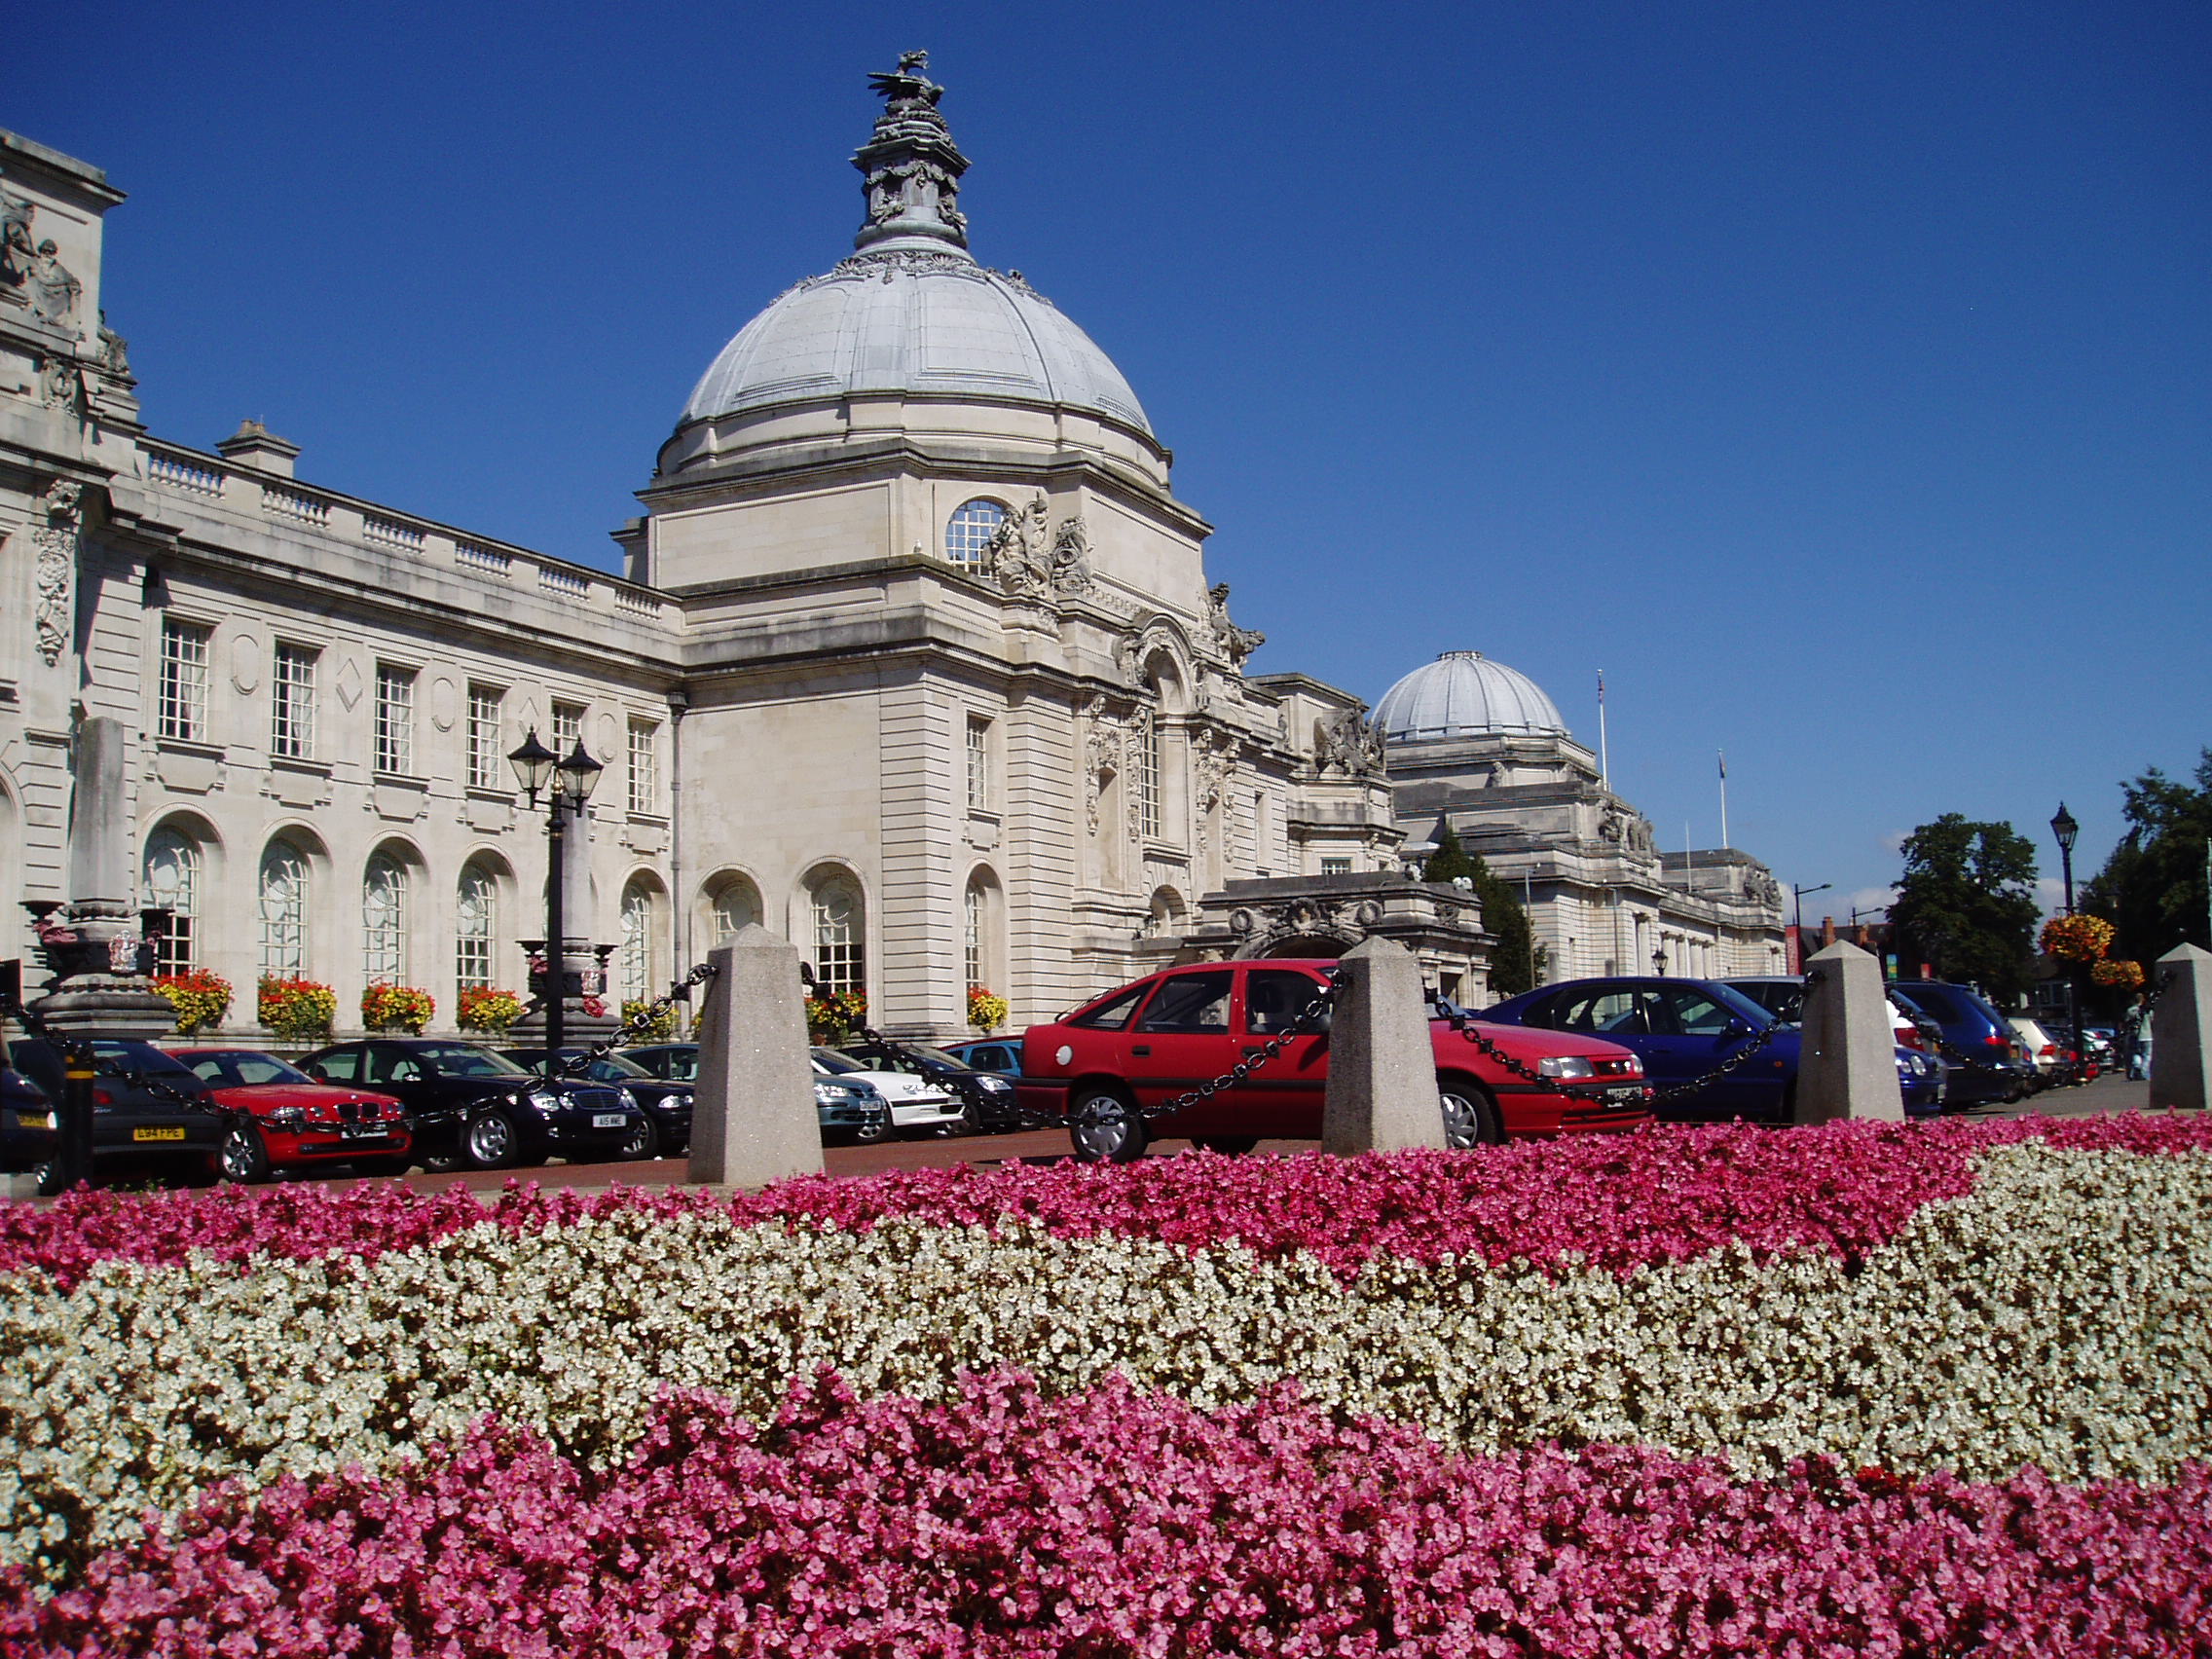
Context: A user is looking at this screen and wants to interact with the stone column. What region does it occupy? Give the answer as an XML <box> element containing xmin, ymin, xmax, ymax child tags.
<box><xmin>1796</xmin><ymin>941</ymin><xmax>1902</xmax><ymax>1123</ymax></box>
<box><xmin>687</xmin><ymin>926</ymin><xmax>823</xmax><ymax>1187</ymax></box>
<box><xmin>29</xmin><ymin>716</ymin><xmax>174</xmax><ymax>1039</ymax></box>
<box><xmin>1321</xmin><ymin>935</ymin><xmax>1448</xmax><ymax>1155</ymax></box>
<box><xmin>2149</xmin><ymin>943</ymin><xmax>2212</xmax><ymax>1113</ymax></box>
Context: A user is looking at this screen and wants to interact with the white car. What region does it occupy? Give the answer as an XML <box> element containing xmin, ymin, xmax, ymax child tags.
<box><xmin>2008</xmin><ymin>1017</ymin><xmax>2060</xmax><ymax>1074</ymax></box>
<box><xmin>811</xmin><ymin>1048</ymin><xmax>965</xmax><ymax>1131</ymax></box>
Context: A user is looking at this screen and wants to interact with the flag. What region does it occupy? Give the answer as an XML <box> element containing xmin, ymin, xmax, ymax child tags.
<box><xmin>1597</xmin><ymin>670</ymin><xmax>1605</xmax><ymax>704</ymax></box>
<box><xmin>1718</xmin><ymin>750</ymin><xmax>1726</xmax><ymax>780</ymax></box>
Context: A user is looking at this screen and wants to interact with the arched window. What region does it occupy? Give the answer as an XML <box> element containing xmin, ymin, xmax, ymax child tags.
<box><xmin>143</xmin><ymin>828</ymin><xmax>202</xmax><ymax>976</ymax></box>
<box><xmin>810</xmin><ymin>873</ymin><xmax>865</xmax><ymax>997</ymax></box>
<box><xmin>1131</xmin><ymin>707</ymin><xmax>1161</xmax><ymax>840</ymax></box>
<box><xmin>964</xmin><ymin>879</ymin><xmax>983</xmax><ymax>988</ymax></box>
<box><xmin>362</xmin><ymin>854</ymin><xmax>408</xmax><ymax>983</ymax></box>
<box><xmin>619</xmin><ymin>881</ymin><xmax>654</xmax><ymax>1005</ymax></box>
<box><xmin>710</xmin><ymin>877</ymin><xmax>758</xmax><ymax>941</ymax></box>
<box><xmin>259</xmin><ymin>840</ymin><xmax>309</xmax><ymax>976</ymax></box>
<box><xmin>944</xmin><ymin>498</ymin><xmax>1006</xmax><ymax>568</ymax></box>
<box><xmin>456</xmin><ymin>865</ymin><xmax>497</xmax><ymax>992</ymax></box>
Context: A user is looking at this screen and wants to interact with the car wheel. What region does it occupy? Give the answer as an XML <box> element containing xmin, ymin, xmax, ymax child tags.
<box><xmin>32</xmin><ymin>1158</ymin><xmax>73</xmax><ymax>1198</ymax></box>
<box><xmin>847</xmin><ymin>1112</ymin><xmax>894</xmax><ymax>1146</ymax></box>
<box><xmin>1191</xmin><ymin>1134</ymin><xmax>1260</xmax><ymax>1156</ymax></box>
<box><xmin>220</xmin><ymin>1124</ymin><xmax>273</xmax><ymax>1185</ymax></box>
<box><xmin>463</xmin><ymin>1110</ymin><xmax>519</xmax><ymax>1170</ymax></box>
<box><xmin>618</xmin><ymin>1116</ymin><xmax>660</xmax><ymax>1161</ymax></box>
<box><xmin>1438</xmin><ymin>1080</ymin><xmax>1503</xmax><ymax>1149</ymax></box>
<box><xmin>1067</xmin><ymin>1086</ymin><xmax>1146</xmax><ymax>1163</ymax></box>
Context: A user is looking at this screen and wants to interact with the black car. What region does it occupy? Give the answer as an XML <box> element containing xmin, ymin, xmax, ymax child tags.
<box><xmin>1885</xmin><ymin>981</ymin><xmax>2034</xmax><ymax>1108</ymax></box>
<box><xmin>617</xmin><ymin>1042</ymin><xmax>896</xmax><ymax>1145</ymax></box>
<box><xmin>1</xmin><ymin>1055</ymin><xmax>59</xmax><ymax>1176</ymax></box>
<box><xmin>297</xmin><ymin>1039</ymin><xmax>646</xmax><ymax>1171</ymax></box>
<box><xmin>6</xmin><ymin>1038</ymin><xmax>225</xmax><ymax>1193</ymax></box>
<box><xmin>835</xmin><ymin>1038</ymin><xmax>1023</xmax><ymax>1133</ymax></box>
<box><xmin>504</xmin><ymin>1048</ymin><xmax>687</xmax><ymax>1160</ymax></box>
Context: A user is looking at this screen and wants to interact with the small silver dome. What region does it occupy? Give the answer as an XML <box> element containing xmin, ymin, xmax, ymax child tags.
<box><xmin>680</xmin><ymin>246</ymin><xmax>1151</xmax><ymax>435</ymax></box>
<box><xmin>1375</xmin><ymin>651</ymin><xmax>1569</xmax><ymax>742</ymax></box>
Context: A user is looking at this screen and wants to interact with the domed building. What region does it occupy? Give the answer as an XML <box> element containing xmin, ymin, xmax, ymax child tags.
<box><xmin>1378</xmin><ymin>651</ymin><xmax>1787</xmax><ymax>980</ymax></box>
<box><xmin>1</xmin><ymin>61</ymin><xmax>1494</xmax><ymax>1046</ymax></box>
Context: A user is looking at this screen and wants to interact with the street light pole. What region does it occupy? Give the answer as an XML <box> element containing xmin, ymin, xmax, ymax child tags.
<box><xmin>511</xmin><ymin>730</ymin><xmax>604</xmax><ymax>1080</ymax></box>
<box><xmin>1790</xmin><ymin>882</ymin><xmax>1830</xmax><ymax>973</ymax></box>
<box><xmin>2051</xmin><ymin>802</ymin><xmax>2082</xmax><ymax>1082</ymax></box>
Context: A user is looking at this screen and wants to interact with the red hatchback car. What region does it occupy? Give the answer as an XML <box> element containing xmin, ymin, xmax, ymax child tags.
<box><xmin>1017</xmin><ymin>959</ymin><xmax>1653</xmax><ymax>1161</ymax></box>
<box><xmin>174</xmin><ymin>1048</ymin><xmax>411</xmax><ymax>1183</ymax></box>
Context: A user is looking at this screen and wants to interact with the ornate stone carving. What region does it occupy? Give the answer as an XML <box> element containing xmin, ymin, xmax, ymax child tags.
<box><xmin>27</xmin><ymin>240</ymin><xmax>80</xmax><ymax>327</ymax></box>
<box><xmin>1124</xmin><ymin>705</ymin><xmax>1155</xmax><ymax>845</ymax></box>
<box><xmin>1206</xmin><ymin>582</ymin><xmax>1265</xmax><ymax>669</ymax></box>
<box><xmin>1049</xmin><ymin>514</ymin><xmax>1092</xmax><ymax>595</ymax></box>
<box><xmin>985</xmin><ymin>493</ymin><xmax>1092</xmax><ymax>602</ymax></box>
<box><xmin>1745</xmin><ymin>868</ymin><xmax>1782</xmax><ymax>908</ymax></box>
<box><xmin>38</xmin><ymin>350</ymin><xmax>84</xmax><ymax>415</ymax></box>
<box><xmin>1192</xmin><ymin>727</ymin><xmax>1236</xmax><ymax>866</ymax></box>
<box><xmin>1312</xmin><ymin>709</ymin><xmax>1384</xmax><ymax>777</ymax></box>
<box><xmin>0</xmin><ymin>186</ymin><xmax>33</xmax><ymax>311</ymax></box>
<box><xmin>95</xmin><ymin>312</ymin><xmax>130</xmax><ymax>378</ymax></box>
<box><xmin>1080</xmin><ymin>694</ymin><xmax>1121</xmax><ymax>835</ymax></box>
<box><xmin>33</xmin><ymin>479</ymin><xmax>82</xmax><ymax>668</ymax></box>
<box><xmin>853</xmin><ymin>52</ymin><xmax>972</xmax><ymax>250</ymax></box>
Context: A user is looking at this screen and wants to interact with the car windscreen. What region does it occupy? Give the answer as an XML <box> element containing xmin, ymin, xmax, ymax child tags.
<box><xmin>513</xmin><ymin>1051</ymin><xmax>653</xmax><ymax>1080</ymax></box>
<box><xmin>90</xmin><ymin>1042</ymin><xmax>201</xmax><ymax>1081</ymax></box>
<box><xmin>187</xmin><ymin>1051</ymin><xmax>313</xmax><ymax>1087</ymax></box>
<box><xmin>412</xmin><ymin>1045</ymin><xmax>530</xmax><ymax>1078</ymax></box>
<box><xmin>1703</xmin><ymin>982</ymin><xmax>1784</xmax><ymax>1029</ymax></box>
<box><xmin>811</xmin><ymin>1049</ymin><xmax>865</xmax><ymax>1075</ymax></box>
<box><xmin>1891</xmin><ymin>983</ymin><xmax>1967</xmax><ymax>1024</ymax></box>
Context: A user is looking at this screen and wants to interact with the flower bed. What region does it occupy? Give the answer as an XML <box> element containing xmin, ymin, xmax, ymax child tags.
<box><xmin>2</xmin><ymin>1118</ymin><xmax>2208</xmax><ymax>1651</ymax></box>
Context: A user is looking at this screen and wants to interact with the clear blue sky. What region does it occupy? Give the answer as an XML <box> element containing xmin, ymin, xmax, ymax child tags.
<box><xmin>10</xmin><ymin>1</ymin><xmax>2206</xmax><ymax>926</ymax></box>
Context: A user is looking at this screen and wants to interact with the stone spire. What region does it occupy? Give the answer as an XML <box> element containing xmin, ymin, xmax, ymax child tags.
<box><xmin>851</xmin><ymin>51</ymin><xmax>971</xmax><ymax>252</ymax></box>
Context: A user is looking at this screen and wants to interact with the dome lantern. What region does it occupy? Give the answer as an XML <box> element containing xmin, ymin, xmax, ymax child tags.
<box><xmin>852</xmin><ymin>51</ymin><xmax>971</xmax><ymax>253</ymax></box>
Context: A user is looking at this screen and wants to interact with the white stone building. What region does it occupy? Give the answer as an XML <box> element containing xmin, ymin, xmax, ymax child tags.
<box><xmin>1</xmin><ymin>62</ymin><xmax>1462</xmax><ymax>1045</ymax></box>
<box><xmin>1376</xmin><ymin>651</ymin><xmax>1788</xmax><ymax>981</ymax></box>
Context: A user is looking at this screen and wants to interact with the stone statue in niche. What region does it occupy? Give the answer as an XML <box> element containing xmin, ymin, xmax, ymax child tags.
<box><xmin>985</xmin><ymin>492</ymin><xmax>1052</xmax><ymax>599</ymax></box>
<box><xmin>28</xmin><ymin>240</ymin><xmax>81</xmax><ymax>326</ymax></box>
<box><xmin>1206</xmin><ymin>583</ymin><xmax>1266</xmax><ymax>669</ymax></box>
<box><xmin>1081</xmin><ymin>695</ymin><xmax>1121</xmax><ymax>835</ymax></box>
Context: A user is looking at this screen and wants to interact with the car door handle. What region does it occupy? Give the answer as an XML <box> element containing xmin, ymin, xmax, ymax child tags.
<box><xmin>1131</xmin><ymin>1045</ymin><xmax>1151</xmax><ymax>1056</ymax></box>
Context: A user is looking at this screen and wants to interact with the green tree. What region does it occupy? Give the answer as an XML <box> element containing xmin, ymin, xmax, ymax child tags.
<box><xmin>1424</xmin><ymin>824</ymin><xmax>1542</xmax><ymax>997</ymax></box>
<box><xmin>1887</xmin><ymin>814</ymin><xmax>2041</xmax><ymax>1001</ymax></box>
<box><xmin>2082</xmin><ymin>748</ymin><xmax>2212</xmax><ymax>967</ymax></box>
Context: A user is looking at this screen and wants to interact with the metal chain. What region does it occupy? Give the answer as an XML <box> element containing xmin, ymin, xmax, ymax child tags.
<box><xmin>1425</xmin><ymin>992</ymin><xmax>1573</xmax><ymax>1094</ymax></box>
<box><xmin>535</xmin><ymin>961</ymin><xmax>719</xmax><ymax>1088</ymax></box>
<box><xmin>1067</xmin><ymin>975</ymin><xmax>1339</xmax><ymax>1138</ymax></box>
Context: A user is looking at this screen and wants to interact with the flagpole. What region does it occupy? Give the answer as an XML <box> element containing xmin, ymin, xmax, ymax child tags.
<box><xmin>1597</xmin><ymin>670</ymin><xmax>1609</xmax><ymax>790</ymax></box>
<box><xmin>1718</xmin><ymin>749</ymin><xmax>1729</xmax><ymax>850</ymax></box>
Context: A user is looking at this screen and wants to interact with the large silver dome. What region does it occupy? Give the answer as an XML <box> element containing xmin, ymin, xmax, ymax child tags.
<box><xmin>682</xmin><ymin>246</ymin><xmax>1151</xmax><ymax>435</ymax></box>
<box><xmin>1375</xmin><ymin>651</ymin><xmax>1569</xmax><ymax>742</ymax></box>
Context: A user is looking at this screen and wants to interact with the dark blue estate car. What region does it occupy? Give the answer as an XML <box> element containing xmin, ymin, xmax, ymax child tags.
<box><xmin>1479</xmin><ymin>977</ymin><xmax>1943</xmax><ymax>1121</ymax></box>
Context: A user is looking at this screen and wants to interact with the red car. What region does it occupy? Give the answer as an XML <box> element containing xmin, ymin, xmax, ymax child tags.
<box><xmin>174</xmin><ymin>1048</ymin><xmax>411</xmax><ymax>1183</ymax></box>
<box><xmin>1016</xmin><ymin>959</ymin><xmax>1652</xmax><ymax>1161</ymax></box>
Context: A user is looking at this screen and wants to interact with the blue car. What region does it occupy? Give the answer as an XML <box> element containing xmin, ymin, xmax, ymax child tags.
<box><xmin>1479</xmin><ymin>977</ymin><xmax>1943</xmax><ymax>1122</ymax></box>
<box><xmin>940</xmin><ymin>1037</ymin><xmax>1024</xmax><ymax>1078</ymax></box>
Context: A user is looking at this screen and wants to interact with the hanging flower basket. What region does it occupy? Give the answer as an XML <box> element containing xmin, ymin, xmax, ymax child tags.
<box><xmin>362</xmin><ymin>982</ymin><xmax>435</xmax><ymax>1035</ymax></box>
<box><xmin>805</xmin><ymin>988</ymin><xmax>866</xmax><ymax>1043</ymax></box>
<box><xmin>152</xmin><ymin>969</ymin><xmax>232</xmax><ymax>1037</ymax></box>
<box><xmin>2040</xmin><ymin>914</ymin><xmax>2115</xmax><ymax>964</ymax></box>
<box><xmin>2090</xmin><ymin>958</ymin><xmax>2145</xmax><ymax>990</ymax></box>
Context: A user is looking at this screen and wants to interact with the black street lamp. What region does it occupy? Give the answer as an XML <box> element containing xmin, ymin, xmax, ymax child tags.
<box><xmin>1790</xmin><ymin>882</ymin><xmax>1830</xmax><ymax>972</ymax></box>
<box><xmin>2051</xmin><ymin>802</ymin><xmax>2083</xmax><ymax>1078</ymax></box>
<box><xmin>510</xmin><ymin>730</ymin><xmax>603</xmax><ymax>1070</ymax></box>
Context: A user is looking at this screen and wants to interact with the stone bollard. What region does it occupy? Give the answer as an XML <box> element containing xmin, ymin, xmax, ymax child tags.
<box><xmin>1796</xmin><ymin>941</ymin><xmax>1902</xmax><ymax>1123</ymax></box>
<box><xmin>686</xmin><ymin>926</ymin><xmax>824</xmax><ymax>1187</ymax></box>
<box><xmin>2149</xmin><ymin>943</ymin><xmax>2212</xmax><ymax>1112</ymax></box>
<box><xmin>1321</xmin><ymin>936</ymin><xmax>1448</xmax><ymax>1155</ymax></box>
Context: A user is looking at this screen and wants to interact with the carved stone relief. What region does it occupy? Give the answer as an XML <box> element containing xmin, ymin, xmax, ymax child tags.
<box><xmin>1192</xmin><ymin>727</ymin><xmax>1236</xmax><ymax>866</ymax></box>
<box><xmin>1124</xmin><ymin>705</ymin><xmax>1155</xmax><ymax>845</ymax></box>
<box><xmin>32</xmin><ymin>479</ymin><xmax>80</xmax><ymax>667</ymax></box>
<box><xmin>1080</xmin><ymin>694</ymin><xmax>1121</xmax><ymax>835</ymax></box>
<box><xmin>3</xmin><ymin>185</ymin><xmax>81</xmax><ymax>328</ymax></box>
<box><xmin>985</xmin><ymin>493</ymin><xmax>1092</xmax><ymax>602</ymax></box>
<box><xmin>1312</xmin><ymin>708</ymin><xmax>1385</xmax><ymax>777</ymax></box>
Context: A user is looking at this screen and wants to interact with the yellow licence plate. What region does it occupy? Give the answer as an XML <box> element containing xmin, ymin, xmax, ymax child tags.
<box><xmin>17</xmin><ymin>1111</ymin><xmax>55</xmax><ymax>1130</ymax></box>
<box><xmin>132</xmin><ymin>1125</ymin><xmax>187</xmax><ymax>1143</ymax></box>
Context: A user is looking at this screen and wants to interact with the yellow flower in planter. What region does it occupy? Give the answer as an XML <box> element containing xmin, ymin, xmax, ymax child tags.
<box><xmin>257</xmin><ymin>977</ymin><xmax>336</xmax><ymax>1042</ymax></box>
<box><xmin>361</xmin><ymin>982</ymin><xmax>436</xmax><ymax>1034</ymax></box>
<box><xmin>152</xmin><ymin>969</ymin><xmax>232</xmax><ymax>1036</ymax></box>
<box><xmin>967</xmin><ymin>985</ymin><xmax>1009</xmax><ymax>1034</ymax></box>
<box><xmin>457</xmin><ymin>986</ymin><xmax>526</xmax><ymax>1036</ymax></box>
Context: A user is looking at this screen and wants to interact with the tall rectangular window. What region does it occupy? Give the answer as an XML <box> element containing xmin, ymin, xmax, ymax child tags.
<box><xmin>466</xmin><ymin>683</ymin><xmax>504</xmax><ymax>789</ymax></box>
<box><xmin>628</xmin><ymin>719</ymin><xmax>658</xmax><ymax>815</ymax></box>
<box><xmin>552</xmin><ymin>700</ymin><xmax>583</xmax><ymax>757</ymax></box>
<box><xmin>270</xmin><ymin>643</ymin><xmax>317</xmax><ymax>759</ymax></box>
<box><xmin>966</xmin><ymin>717</ymin><xmax>989</xmax><ymax>814</ymax></box>
<box><xmin>1132</xmin><ymin>712</ymin><xmax>1161</xmax><ymax>840</ymax></box>
<box><xmin>158</xmin><ymin>619</ymin><xmax>210</xmax><ymax>742</ymax></box>
<box><xmin>374</xmin><ymin>665</ymin><xmax>415</xmax><ymax>775</ymax></box>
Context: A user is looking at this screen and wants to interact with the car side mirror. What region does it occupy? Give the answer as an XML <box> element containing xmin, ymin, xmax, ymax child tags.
<box><xmin>1724</xmin><ymin>1017</ymin><xmax>1754</xmax><ymax>1040</ymax></box>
